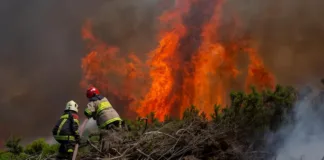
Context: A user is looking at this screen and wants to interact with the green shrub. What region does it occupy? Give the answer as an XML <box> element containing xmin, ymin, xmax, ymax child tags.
<box><xmin>5</xmin><ymin>136</ymin><xmax>23</xmax><ymax>155</ymax></box>
<box><xmin>0</xmin><ymin>151</ymin><xmax>11</xmax><ymax>160</ymax></box>
<box><xmin>24</xmin><ymin>138</ymin><xmax>58</xmax><ymax>159</ymax></box>
<box><xmin>182</xmin><ymin>105</ymin><xmax>207</xmax><ymax>121</ymax></box>
<box><xmin>1</xmin><ymin>136</ymin><xmax>29</xmax><ymax>160</ymax></box>
<box><xmin>24</xmin><ymin>138</ymin><xmax>48</xmax><ymax>155</ymax></box>
<box><xmin>0</xmin><ymin>152</ymin><xmax>29</xmax><ymax>160</ymax></box>
<box><xmin>211</xmin><ymin>84</ymin><xmax>296</xmax><ymax>136</ymax></box>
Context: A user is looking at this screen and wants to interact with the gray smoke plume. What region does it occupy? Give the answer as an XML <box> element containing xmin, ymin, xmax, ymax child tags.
<box><xmin>267</xmin><ymin>87</ymin><xmax>324</xmax><ymax>160</ymax></box>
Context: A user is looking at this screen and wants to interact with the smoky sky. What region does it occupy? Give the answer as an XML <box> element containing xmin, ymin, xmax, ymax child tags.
<box><xmin>1</xmin><ymin>0</ymin><xmax>324</xmax><ymax>148</ymax></box>
<box><xmin>0</xmin><ymin>0</ymin><xmax>106</xmax><ymax>146</ymax></box>
<box><xmin>0</xmin><ymin>0</ymin><xmax>161</xmax><ymax>147</ymax></box>
<box><xmin>225</xmin><ymin>0</ymin><xmax>324</xmax><ymax>86</ymax></box>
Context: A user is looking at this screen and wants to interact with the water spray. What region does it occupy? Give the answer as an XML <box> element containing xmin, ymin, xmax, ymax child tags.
<box><xmin>72</xmin><ymin>119</ymin><xmax>89</xmax><ymax>160</ymax></box>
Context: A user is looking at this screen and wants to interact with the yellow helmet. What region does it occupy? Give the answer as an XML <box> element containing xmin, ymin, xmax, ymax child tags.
<box><xmin>65</xmin><ymin>100</ymin><xmax>78</xmax><ymax>113</ymax></box>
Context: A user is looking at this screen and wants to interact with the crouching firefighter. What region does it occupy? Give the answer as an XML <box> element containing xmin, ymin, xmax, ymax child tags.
<box><xmin>84</xmin><ymin>87</ymin><xmax>123</xmax><ymax>143</ymax></box>
<box><xmin>52</xmin><ymin>100</ymin><xmax>80</xmax><ymax>160</ymax></box>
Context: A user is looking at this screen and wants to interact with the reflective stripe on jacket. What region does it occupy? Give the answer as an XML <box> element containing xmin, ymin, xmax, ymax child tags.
<box><xmin>84</xmin><ymin>96</ymin><xmax>122</xmax><ymax>129</ymax></box>
<box><xmin>52</xmin><ymin>111</ymin><xmax>80</xmax><ymax>141</ymax></box>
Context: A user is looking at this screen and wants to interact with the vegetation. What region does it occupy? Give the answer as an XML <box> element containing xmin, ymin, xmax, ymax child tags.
<box><xmin>0</xmin><ymin>84</ymin><xmax>306</xmax><ymax>160</ymax></box>
<box><xmin>0</xmin><ymin>137</ymin><xmax>59</xmax><ymax>160</ymax></box>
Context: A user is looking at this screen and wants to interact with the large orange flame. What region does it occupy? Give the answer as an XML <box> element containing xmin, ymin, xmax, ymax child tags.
<box><xmin>81</xmin><ymin>20</ymin><xmax>146</xmax><ymax>117</ymax></box>
<box><xmin>191</xmin><ymin>0</ymin><xmax>238</xmax><ymax>115</ymax></box>
<box><xmin>137</xmin><ymin>0</ymin><xmax>191</xmax><ymax>120</ymax></box>
<box><xmin>80</xmin><ymin>0</ymin><xmax>275</xmax><ymax>121</ymax></box>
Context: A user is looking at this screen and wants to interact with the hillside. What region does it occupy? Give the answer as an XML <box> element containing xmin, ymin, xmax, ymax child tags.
<box><xmin>2</xmin><ymin>84</ymin><xmax>313</xmax><ymax>160</ymax></box>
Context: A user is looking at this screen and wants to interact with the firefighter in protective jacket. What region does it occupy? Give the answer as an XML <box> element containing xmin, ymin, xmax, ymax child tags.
<box><xmin>52</xmin><ymin>100</ymin><xmax>80</xmax><ymax>159</ymax></box>
<box><xmin>84</xmin><ymin>86</ymin><xmax>122</xmax><ymax>130</ymax></box>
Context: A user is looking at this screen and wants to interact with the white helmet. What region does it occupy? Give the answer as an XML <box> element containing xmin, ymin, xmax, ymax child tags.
<box><xmin>65</xmin><ymin>100</ymin><xmax>79</xmax><ymax>112</ymax></box>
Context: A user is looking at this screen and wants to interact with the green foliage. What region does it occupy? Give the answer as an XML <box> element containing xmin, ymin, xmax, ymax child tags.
<box><xmin>0</xmin><ymin>151</ymin><xmax>11</xmax><ymax>160</ymax></box>
<box><xmin>89</xmin><ymin>134</ymin><xmax>100</xmax><ymax>142</ymax></box>
<box><xmin>124</xmin><ymin>118</ymin><xmax>146</xmax><ymax>132</ymax></box>
<box><xmin>211</xmin><ymin>104</ymin><xmax>222</xmax><ymax>122</ymax></box>
<box><xmin>24</xmin><ymin>138</ymin><xmax>48</xmax><ymax>155</ymax></box>
<box><xmin>124</xmin><ymin>112</ymin><xmax>162</xmax><ymax>133</ymax></box>
<box><xmin>43</xmin><ymin>143</ymin><xmax>59</xmax><ymax>156</ymax></box>
<box><xmin>1</xmin><ymin>137</ymin><xmax>58</xmax><ymax>160</ymax></box>
<box><xmin>5</xmin><ymin>136</ymin><xmax>23</xmax><ymax>155</ymax></box>
<box><xmin>24</xmin><ymin>138</ymin><xmax>58</xmax><ymax>157</ymax></box>
<box><xmin>182</xmin><ymin>105</ymin><xmax>206</xmax><ymax>121</ymax></box>
<box><xmin>211</xmin><ymin>84</ymin><xmax>297</xmax><ymax>136</ymax></box>
<box><xmin>1</xmin><ymin>136</ymin><xmax>29</xmax><ymax>160</ymax></box>
<box><xmin>148</xmin><ymin>112</ymin><xmax>162</xmax><ymax>127</ymax></box>
<box><xmin>0</xmin><ymin>152</ymin><xmax>29</xmax><ymax>160</ymax></box>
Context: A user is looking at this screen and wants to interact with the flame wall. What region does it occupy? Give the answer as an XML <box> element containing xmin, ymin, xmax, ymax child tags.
<box><xmin>81</xmin><ymin>0</ymin><xmax>275</xmax><ymax>121</ymax></box>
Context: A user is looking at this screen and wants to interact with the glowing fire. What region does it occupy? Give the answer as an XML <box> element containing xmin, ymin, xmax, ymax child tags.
<box><xmin>138</xmin><ymin>0</ymin><xmax>191</xmax><ymax>120</ymax></box>
<box><xmin>80</xmin><ymin>0</ymin><xmax>275</xmax><ymax>121</ymax></box>
<box><xmin>81</xmin><ymin>20</ymin><xmax>146</xmax><ymax>116</ymax></box>
<box><xmin>191</xmin><ymin>0</ymin><xmax>239</xmax><ymax>115</ymax></box>
<box><xmin>245</xmin><ymin>48</ymin><xmax>275</xmax><ymax>91</ymax></box>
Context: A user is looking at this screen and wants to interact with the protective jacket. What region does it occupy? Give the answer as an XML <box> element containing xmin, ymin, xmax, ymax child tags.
<box><xmin>84</xmin><ymin>95</ymin><xmax>122</xmax><ymax>129</ymax></box>
<box><xmin>52</xmin><ymin>110</ymin><xmax>80</xmax><ymax>142</ymax></box>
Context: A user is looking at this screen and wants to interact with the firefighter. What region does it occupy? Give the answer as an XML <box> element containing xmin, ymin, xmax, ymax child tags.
<box><xmin>84</xmin><ymin>86</ymin><xmax>123</xmax><ymax>150</ymax></box>
<box><xmin>52</xmin><ymin>100</ymin><xmax>80</xmax><ymax>160</ymax></box>
<box><xmin>84</xmin><ymin>86</ymin><xmax>123</xmax><ymax>130</ymax></box>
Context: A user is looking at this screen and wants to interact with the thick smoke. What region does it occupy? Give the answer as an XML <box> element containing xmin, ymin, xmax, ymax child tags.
<box><xmin>267</xmin><ymin>88</ymin><xmax>324</xmax><ymax>159</ymax></box>
<box><xmin>0</xmin><ymin>0</ymin><xmax>160</xmax><ymax>147</ymax></box>
<box><xmin>89</xmin><ymin>0</ymin><xmax>161</xmax><ymax>56</ymax></box>
<box><xmin>226</xmin><ymin>0</ymin><xmax>324</xmax><ymax>85</ymax></box>
<box><xmin>0</xmin><ymin>0</ymin><xmax>104</xmax><ymax>146</ymax></box>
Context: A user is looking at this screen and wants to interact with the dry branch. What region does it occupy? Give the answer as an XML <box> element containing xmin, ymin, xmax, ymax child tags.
<box><xmin>80</xmin><ymin>117</ymin><xmax>259</xmax><ymax>160</ymax></box>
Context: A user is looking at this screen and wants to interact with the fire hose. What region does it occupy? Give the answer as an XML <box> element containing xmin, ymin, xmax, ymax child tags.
<box><xmin>72</xmin><ymin>119</ymin><xmax>89</xmax><ymax>160</ymax></box>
